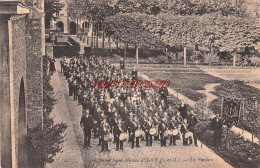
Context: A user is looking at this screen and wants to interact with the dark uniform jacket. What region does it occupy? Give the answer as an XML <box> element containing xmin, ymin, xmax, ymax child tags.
<box><xmin>187</xmin><ymin>114</ymin><xmax>198</xmax><ymax>132</ymax></box>
<box><xmin>159</xmin><ymin>122</ymin><xmax>168</xmax><ymax>133</ymax></box>
<box><xmin>168</xmin><ymin>120</ymin><xmax>178</xmax><ymax>130</ymax></box>
<box><xmin>115</xmin><ymin>122</ymin><xmax>126</xmax><ymax>135</ymax></box>
<box><xmin>178</xmin><ymin>105</ymin><xmax>188</xmax><ymax>119</ymax></box>
<box><xmin>132</xmin><ymin>70</ymin><xmax>137</xmax><ymax>80</ymax></box>
<box><xmin>120</xmin><ymin>60</ymin><xmax>125</xmax><ymax>69</ymax></box>
<box><xmin>211</xmin><ymin>117</ymin><xmax>223</xmax><ymax>134</ymax></box>
<box><xmin>80</xmin><ymin>115</ymin><xmax>93</xmax><ymax>133</ymax></box>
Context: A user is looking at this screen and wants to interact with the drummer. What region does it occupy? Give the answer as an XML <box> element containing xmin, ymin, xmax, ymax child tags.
<box><xmin>147</xmin><ymin>116</ymin><xmax>154</xmax><ymax>146</ymax></box>
<box><xmin>152</xmin><ymin>112</ymin><xmax>160</xmax><ymax>140</ymax></box>
<box><xmin>101</xmin><ymin>118</ymin><xmax>110</xmax><ymax>152</ymax></box>
<box><xmin>115</xmin><ymin>118</ymin><xmax>126</xmax><ymax>151</ymax></box>
<box><xmin>168</xmin><ymin>116</ymin><xmax>178</xmax><ymax>146</ymax></box>
<box><xmin>127</xmin><ymin>112</ymin><xmax>134</xmax><ymax>143</ymax></box>
<box><xmin>181</xmin><ymin>119</ymin><xmax>189</xmax><ymax>146</ymax></box>
<box><xmin>133</xmin><ymin>115</ymin><xmax>141</xmax><ymax>148</ymax></box>
<box><xmin>159</xmin><ymin>117</ymin><xmax>168</xmax><ymax>147</ymax></box>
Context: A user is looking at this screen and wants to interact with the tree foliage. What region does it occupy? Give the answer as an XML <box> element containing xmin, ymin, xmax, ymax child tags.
<box><xmin>159</xmin><ymin>0</ymin><xmax>247</xmax><ymax>17</ymax></box>
<box><xmin>104</xmin><ymin>13</ymin><xmax>165</xmax><ymax>49</ymax></box>
<box><xmin>153</xmin><ymin>13</ymin><xmax>259</xmax><ymax>53</ymax></box>
<box><xmin>45</xmin><ymin>0</ymin><xmax>65</xmax><ymax>28</ymax></box>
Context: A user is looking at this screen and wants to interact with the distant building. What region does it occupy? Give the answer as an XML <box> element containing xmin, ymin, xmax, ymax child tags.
<box><xmin>49</xmin><ymin>0</ymin><xmax>93</xmax><ymax>36</ymax></box>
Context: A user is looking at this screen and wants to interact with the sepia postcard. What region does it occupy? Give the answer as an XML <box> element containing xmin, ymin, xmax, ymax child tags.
<box><xmin>0</xmin><ymin>0</ymin><xmax>259</xmax><ymax>168</ymax></box>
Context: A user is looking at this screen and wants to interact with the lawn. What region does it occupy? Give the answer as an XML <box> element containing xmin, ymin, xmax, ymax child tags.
<box><xmin>139</xmin><ymin>68</ymin><xmax>223</xmax><ymax>101</ymax></box>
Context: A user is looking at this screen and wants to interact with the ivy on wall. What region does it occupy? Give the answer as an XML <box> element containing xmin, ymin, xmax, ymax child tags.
<box><xmin>27</xmin><ymin>55</ymin><xmax>67</xmax><ymax>164</ymax></box>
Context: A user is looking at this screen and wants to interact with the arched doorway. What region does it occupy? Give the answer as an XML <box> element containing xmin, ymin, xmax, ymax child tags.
<box><xmin>56</xmin><ymin>21</ymin><xmax>64</xmax><ymax>32</ymax></box>
<box><xmin>18</xmin><ymin>77</ymin><xmax>28</xmax><ymax>168</ymax></box>
<box><xmin>70</xmin><ymin>22</ymin><xmax>76</xmax><ymax>35</ymax></box>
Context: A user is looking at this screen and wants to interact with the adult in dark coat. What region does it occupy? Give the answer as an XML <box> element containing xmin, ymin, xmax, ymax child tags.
<box><xmin>80</xmin><ymin>109</ymin><xmax>93</xmax><ymax>149</ymax></box>
<box><xmin>120</xmin><ymin>58</ymin><xmax>125</xmax><ymax>70</ymax></box>
<box><xmin>49</xmin><ymin>57</ymin><xmax>56</xmax><ymax>73</ymax></box>
<box><xmin>211</xmin><ymin>114</ymin><xmax>223</xmax><ymax>147</ymax></box>
<box><xmin>60</xmin><ymin>56</ymin><xmax>66</xmax><ymax>73</ymax></box>
<box><xmin>159</xmin><ymin>87</ymin><xmax>168</xmax><ymax>104</ymax></box>
<box><xmin>178</xmin><ymin>101</ymin><xmax>188</xmax><ymax>119</ymax></box>
<box><xmin>132</xmin><ymin>67</ymin><xmax>138</xmax><ymax>80</ymax></box>
<box><xmin>187</xmin><ymin>111</ymin><xmax>199</xmax><ymax>147</ymax></box>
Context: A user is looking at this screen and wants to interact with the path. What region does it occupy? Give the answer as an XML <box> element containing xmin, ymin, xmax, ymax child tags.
<box><xmin>197</xmin><ymin>83</ymin><xmax>220</xmax><ymax>103</ymax></box>
<box><xmin>46</xmin><ymin>64</ymin><xmax>84</xmax><ymax>168</ymax></box>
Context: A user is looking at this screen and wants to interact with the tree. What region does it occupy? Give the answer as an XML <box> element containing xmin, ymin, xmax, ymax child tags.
<box><xmin>150</xmin><ymin>13</ymin><xmax>259</xmax><ymax>65</ymax></box>
<box><xmin>45</xmin><ymin>0</ymin><xmax>64</xmax><ymax>29</ymax></box>
<box><xmin>159</xmin><ymin>0</ymin><xmax>248</xmax><ymax>17</ymax></box>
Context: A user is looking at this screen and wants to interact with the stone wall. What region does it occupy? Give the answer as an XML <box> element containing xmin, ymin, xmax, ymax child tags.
<box><xmin>0</xmin><ymin>14</ymin><xmax>12</xmax><ymax>168</ymax></box>
<box><xmin>26</xmin><ymin>17</ymin><xmax>44</xmax><ymax>130</ymax></box>
<box><xmin>11</xmin><ymin>15</ymin><xmax>28</xmax><ymax>168</ymax></box>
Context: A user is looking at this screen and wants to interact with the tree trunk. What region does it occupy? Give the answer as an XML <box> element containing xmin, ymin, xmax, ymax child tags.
<box><xmin>93</xmin><ymin>33</ymin><xmax>95</xmax><ymax>47</ymax></box>
<box><xmin>136</xmin><ymin>45</ymin><xmax>139</xmax><ymax>66</ymax></box>
<box><xmin>102</xmin><ymin>31</ymin><xmax>105</xmax><ymax>48</ymax></box>
<box><xmin>184</xmin><ymin>46</ymin><xmax>187</xmax><ymax>66</ymax></box>
<box><xmin>116</xmin><ymin>37</ymin><xmax>119</xmax><ymax>53</ymax></box>
<box><xmin>76</xmin><ymin>18</ymin><xmax>79</xmax><ymax>38</ymax></box>
<box><xmin>91</xmin><ymin>31</ymin><xmax>94</xmax><ymax>48</ymax></box>
<box><xmin>108</xmin><ymin>35</ymin><xmax>111</xmax><ymax>51</ymax></box>
<box><xmin>79</xmin><ymin>28</ymin><xmax>82</xmax><ymax>40</ymax></box>
<box><xmin>124</xmin><ymin>43</ymin><xmax>127</xmax><ymax>60</ymax></box>
<box><xmin>233</xmin><ymin>52</ymin><xmax>236</xmax><ymax>67</ymax></box>
<box><xmin>96</xmin><ymin>31</ymin><xmax>98</xmax><ymax>48</ymax></box>
<box><xmin>83</xmin><ymin>28</ymin><xmax>85</xmax><ymax>42</ymax></box>
<box><xmin>165</xmin><ymin>47</ymin><xmax>168</xmax><ymax>62</ymax></box>
<box><xmin>87</xmin><ymin>33</ymin><xmax>89</xmax><ymax>45</ymax></box>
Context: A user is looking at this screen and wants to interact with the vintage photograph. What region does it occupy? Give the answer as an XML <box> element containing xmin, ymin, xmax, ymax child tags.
<box><xmin>0</xmin><ymin>0</ymin><xmax>260</xmax><ymax>168</ymax></box>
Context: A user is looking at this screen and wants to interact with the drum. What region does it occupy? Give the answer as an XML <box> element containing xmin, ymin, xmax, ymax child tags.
<box><xmin>172</xmin><ymin>129</ymin><xmax>179</xmax><ymax>136</ymax></box>
<box><xmin>164</xmin><ymin>130</ymin><xmax>171</xmax><ymax>138</ymax></box>
<box><xmin>149</xmin><ymin>128</ymin><xmax>157</xmax><ymax>136</ymax></box>
<box><xmin>119</xmin><ymin>133</ymin><xmax>129</xmax><ymax>142</ymax></box>
<box><xmin>104</xmin><ymin>133</ymin><xmax>113</xmax><ymax>142</ymax></box>
<box><xmin>135</xmin><ymin>129</ymin><xmax>145</xmax><ymax>138</ymax></box>
<box><xmin>185</xmin><ymin>131</ymin><xmax>193</xmax><ymax>139</ymax></box>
